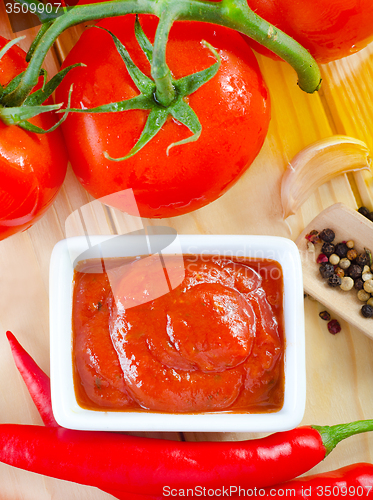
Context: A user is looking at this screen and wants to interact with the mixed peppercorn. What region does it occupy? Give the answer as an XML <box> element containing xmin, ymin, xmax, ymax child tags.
<box><xmin>318</xmin><ymin>310</ymin><xmax>342</xmax><ymax>334</ymax></box>
<box><xmin>358</xmin><ymin>206</ymin><xmax>373</xmax><ymax>221</ymax></box>
<box><xmin>306</xmin><ymin>227</ymin><xmax>373</xmax><ymax>319</ymax></box>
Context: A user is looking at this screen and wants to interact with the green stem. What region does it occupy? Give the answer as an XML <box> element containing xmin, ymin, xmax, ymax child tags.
<box><xmin>151</xmin><ymin>7</ymin><xmax>180</xmax><ymax>106</ymax></box>
<box><xmin>177</xmin><ymin>0</ymin><xmax>321</xmax><ymax>93</ymax></box>
<box><xmin>26</xmin><ymin>21</ymin><xmax>53</xmax><ymax>63</ymax></box>
<box><xmin>3</xmin><ymin>0</ymin><xmax>321</xmax><ymax>107</ymax></box>
<box><xmin>314</xmin><ymin>419</ymin><xmax>373</xmax><ymax>456</ymax></box>
<box><xmin>3</xmin><ymin>0</ymin><xmax>156</xmax><ymax>107</ymax></box>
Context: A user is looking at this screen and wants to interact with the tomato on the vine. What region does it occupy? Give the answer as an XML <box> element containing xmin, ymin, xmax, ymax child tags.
<box><xmin>244</xmin><ymin>0</ymin><xmax>373</xmax><ymax>63</ymax></box>
<box><xmin>56</xmin><ymin>15</ymin><xmax>270</xmax><ymax>219</ymax></box>
<box><xmin>0</xmin><ymin>37</ymin><xmax>68</xmax><ymax>241</ymax></box>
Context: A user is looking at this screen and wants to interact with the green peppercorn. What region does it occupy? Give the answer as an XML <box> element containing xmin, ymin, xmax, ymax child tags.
<box><xmin>363</xmin><ymin>272</ymin><xmax>373</xmax><ymax>282</ymax></box>
<box><xmin>329</xmin><ymin>254</ymin><xmax>340</xmax><ymax>266</ymax></box>
<box><xmin>358</xmin><ymin>290</ymin><xmax>371</xmax><ymax>302</ymax></box>
<box><xmin>364</xmin><ymin>279</ymin><xmax>373</xmax><ymax>294</ymax></box>
<box><xmin>339</xmin><ymin>258</ymin><xmax>351</xmax><ymax>270</ymax></box>
<box><xmin>340</xmin><ymin>276</ymin><xmax>353</xmax><ymax>291</ymax></box>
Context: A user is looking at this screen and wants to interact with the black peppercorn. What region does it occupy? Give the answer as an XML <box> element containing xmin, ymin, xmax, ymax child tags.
<box><xmin>319</xmin><ymin>228</ymin><xmax>335</xmax><ymax>243</ymax></box>
<box><xmin>354</xmin><ymin>277</ymin><xmax>364</xmax><ymax>290</ymax></box>
<box><xmin>319</xmin><ymin>311</ymin><xmax>331</xmax><ymax>321</ymax></box>
<box><xmin>358</xmin><ymin>206</ymin><xmax>371</xmax><ymax>218</ymax></box>
<box><xmin>349</xmin><ymin>264</ymin><xmax>363</xmax><ymax>280</ymax></box>
<box><xmin>334</xmin><ymin>242</ymin><xmax>348</xmax><ymax>259</ymax></box>
<box><xmin>321</xmin><ymin>243</ymin><xmax>335</xmax><ymax>257</ymax></box>
<box><xmin>319</xmin><ymin>263</ymin><xmax>335</xmax><ymax>279</ymax></box>
<box><xmin>355</xmin><ymin>253</ymin><xmax>369</xmax><ymax>267</ymax></box>
<box><xmin>328</xmin><ymin>274</ymin><xmax>342</xmax><ymax>287</ymax></box>
<box><xmin>361</xmin><ymin>304</ymin><xmax>373</xmax><ymax>318</ymax></box>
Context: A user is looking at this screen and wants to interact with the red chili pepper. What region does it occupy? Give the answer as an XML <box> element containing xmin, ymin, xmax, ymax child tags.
<box><xmin>105</xmin><ymin>464</ymin><xmax>373</xmax><ymax>499</ymax></box>
<box><xmin>6</xmin><ymin>331</ymin><xmax>58</xmax><ymax>427</ymax></box>
<box><xmin>265</xmin><ymin>463</ymin><xmax>373</xmax><ymax>499</ymax></box>
<box><xmin>5</xmin><ymin>331</ymin><xmax>373</xmax><ymax>498</ymax></box>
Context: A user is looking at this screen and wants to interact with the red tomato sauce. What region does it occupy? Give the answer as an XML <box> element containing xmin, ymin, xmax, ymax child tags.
<box><xmin>72</xmin><ymin>255</ymin><xmax>285</xmax><ymax>413</ymax></box>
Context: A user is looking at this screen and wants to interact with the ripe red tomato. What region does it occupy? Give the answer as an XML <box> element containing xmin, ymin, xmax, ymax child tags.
<box><xmin>56</xmin><ymin>15</ymin><xmax>270</xmax><ymax>218</ymax></box>
<box><xmin>0</xmin><ymin>37</ymin><xmax>68</xmax><ymax>241</ymax></box>
<box><xmin>244</xmin><ymin>0</ymin><xmax>373</xmax><ymax>63</ymax></box>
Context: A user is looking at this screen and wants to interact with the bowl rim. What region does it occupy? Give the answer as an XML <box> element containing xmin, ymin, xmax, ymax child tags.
<box><xmin>50</xmin><ymin>234</ymin><xmax>305</xmax><ymax>432</ymax></box>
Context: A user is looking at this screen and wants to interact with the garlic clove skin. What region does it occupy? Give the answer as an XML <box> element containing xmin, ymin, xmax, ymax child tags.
<box><xmin>281</xmin><ymin>135</ymin><xmax>372</xmax><ymax>219</ymax></box>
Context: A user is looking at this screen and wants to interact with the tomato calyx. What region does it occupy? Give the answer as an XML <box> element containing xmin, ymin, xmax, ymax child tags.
<box><xmin>60</xmin><ymin>18</ymin><xmax>221</xmax><ymax>160</ymax></box>
<box><xmin>0</xmin><ymin>37</ymin><xmax>81</xmax><ymax>132</ymax></box>
<box><xmin>0</xmin><ymin>86</ymin><xmax>73</xmax><ymax>133</ymax></box>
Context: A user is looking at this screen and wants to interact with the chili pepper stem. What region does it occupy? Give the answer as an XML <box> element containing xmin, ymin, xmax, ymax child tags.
<box><xmin>314</xmin><ymin>420</ymin><xmax>373</xmax><ymax>456</ymax></box>
<box><xmin>3</xmin><ymin>0</ymin><xmax>321</xmax><ymax>108</ymax></box>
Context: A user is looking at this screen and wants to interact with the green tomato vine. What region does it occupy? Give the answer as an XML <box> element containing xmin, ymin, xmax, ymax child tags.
<box><xmin>0</xmin><ymin>0</ymin><xmax>322</xmax><ymax>153</ymax></box>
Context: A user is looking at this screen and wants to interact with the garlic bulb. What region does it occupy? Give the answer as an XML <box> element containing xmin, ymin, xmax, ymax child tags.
<box><xmin>281</xmin><ymin>136</ymin><xmax>372</xmax><ymax>218</ymax></box>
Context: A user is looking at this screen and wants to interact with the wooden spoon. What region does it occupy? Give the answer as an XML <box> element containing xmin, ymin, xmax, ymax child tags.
<box><xmin>296</xmin><ymin>203</ymin><xmax>373</xmax><ymax>338</ymax></box>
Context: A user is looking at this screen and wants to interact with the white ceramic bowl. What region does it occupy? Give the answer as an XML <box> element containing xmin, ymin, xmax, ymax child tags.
<box><xmin>50</xmin><ymin>234</ymin><xmax>305</xmax><ymax>432</ymax></box>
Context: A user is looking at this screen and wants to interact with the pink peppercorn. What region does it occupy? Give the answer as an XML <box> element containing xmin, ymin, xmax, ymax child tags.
<box><xmin>306</xmin><ymin>230</ymin><xmax>320</xmax><ymax>244</ymax></box>
<box><xmin>317</xmin><ymin>254</ymin><xmax>329</xmax><ymax>264</ymax></box>
<box><xmin>327</xmin><ymin>319</ymin><xmax>341</xmax><ymax>334</ymax></box>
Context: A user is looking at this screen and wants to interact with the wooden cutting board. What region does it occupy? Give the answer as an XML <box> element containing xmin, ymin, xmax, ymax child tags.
<box><xmin>0</xmin><ymin>7</ymin><xmax>373</xmax><ymax>499</ymax></box>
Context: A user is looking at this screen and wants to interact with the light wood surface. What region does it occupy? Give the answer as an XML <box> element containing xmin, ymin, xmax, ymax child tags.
<box><xmin>1</xmin><ymin>9</ymin><xmax>373</xmax><ymax>499</ymax></box>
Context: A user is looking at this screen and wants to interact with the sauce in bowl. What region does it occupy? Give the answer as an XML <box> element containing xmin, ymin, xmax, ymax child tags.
<box><xmin>72</xmin><ymin>255</ymin><xmax>285</xmax><ymax>414</ymax></box>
